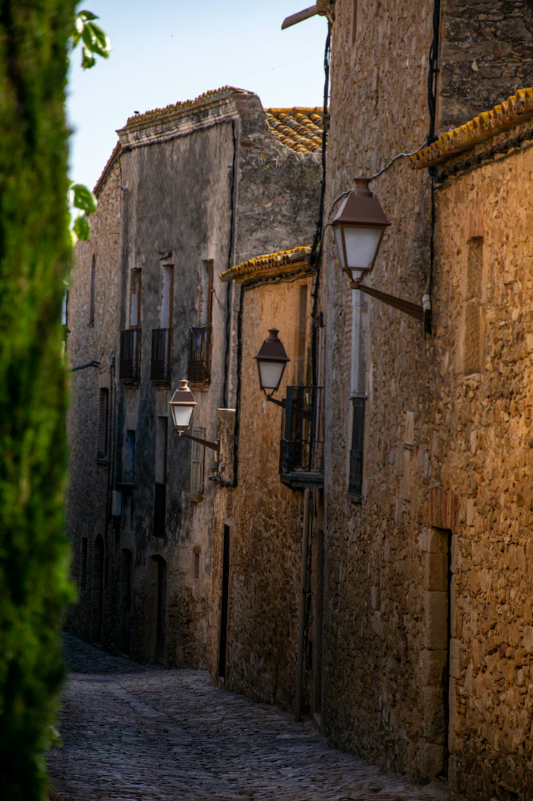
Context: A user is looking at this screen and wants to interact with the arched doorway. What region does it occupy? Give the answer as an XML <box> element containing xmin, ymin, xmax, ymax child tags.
<box><xmin>90</xmin><ymin>535</ymin><xmax>104</xmax><ymax>643</ymax></box>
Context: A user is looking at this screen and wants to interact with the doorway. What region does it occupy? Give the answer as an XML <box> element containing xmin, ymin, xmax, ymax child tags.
<box><xmin>154</xmin><ymin>556</ymin><xmax>167</xmax><ymax>664</ymax></box>
<box><xmin>90</xmin><ymin>535</ymin><xmax>104</xmax><ymax>643</ymax></box>
<box><xmin>218</xmin><ymin>525</ymin><xmax>231</xmax><ymax>679</ymax></box>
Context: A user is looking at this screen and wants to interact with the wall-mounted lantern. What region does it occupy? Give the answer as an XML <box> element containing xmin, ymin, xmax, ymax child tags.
<box><xmin>331</xmin><ymin>177</ymin><xmax>391</xmax><ymax>284</ymax></box>
<box><xmin>332</xmin><ymin>177</ymin><xmax>430</xmax><ymax>328</ymax></box>
<box><xmin>253</xmin><ymin>328</ymin><xmax>290</xmax><ymax>399</ymax></box>
<box><xmin>169</xmin><ymin>379</ymin><xmax>219</xmax><ymax>451</ymax></box>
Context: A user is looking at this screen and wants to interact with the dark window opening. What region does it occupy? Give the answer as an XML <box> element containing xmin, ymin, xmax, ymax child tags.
<box><xmin>348</xmin><ymin>396</ymin><xmax>366</xmax><ymax>497</ymax></box>
<box><xmin>96</xmin><ymin>388</ymin><xmax>109</xmax><ymax>459</ymax></box>
<box><xmin>153</xmin><ymin>482</ymin><xmax>166</xmax><ymax>538</ymax></box>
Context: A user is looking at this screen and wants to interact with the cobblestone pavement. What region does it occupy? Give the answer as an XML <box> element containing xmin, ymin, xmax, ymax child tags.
<box><xmin>48</xmin><ymin>635</ymin><xmax>443</xmax><ymax>801</ymax></box>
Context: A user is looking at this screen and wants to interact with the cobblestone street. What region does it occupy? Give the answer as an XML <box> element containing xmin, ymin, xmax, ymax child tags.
<box><xmin>48</xmin><ymin>636</ymin><xmax>444</xmax><ymax>801</ymax></box>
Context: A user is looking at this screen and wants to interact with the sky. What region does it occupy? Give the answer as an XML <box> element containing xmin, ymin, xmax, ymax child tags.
<box><xmin>67</xmin><ymin>1</ymin><xmax>328</xmax><ymax>189</ymax></box>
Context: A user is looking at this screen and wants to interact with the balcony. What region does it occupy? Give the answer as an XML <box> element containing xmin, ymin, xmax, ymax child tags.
<box><xmin>151</xmin><ymin>328</ymin><xmax>171</xmax><ymax>384</ymax></box>
<box><xmin>153</xmin><ymin>482</ymin><xmax>166</xmax><ymax>538</ymax></box>
<box><xmin>280</xmin><ymin>385</ymin><xmax>324</xmax><ymax>489</ymax></box>
<box><xmin>119</xmin><ymin>328</ymin><xmax>140</xmax><ymax>382</ymax></box>
<box><xmin>188</xmin><ymin>325</ymin><xmax>211</xmax><ymax>385</ymax></box>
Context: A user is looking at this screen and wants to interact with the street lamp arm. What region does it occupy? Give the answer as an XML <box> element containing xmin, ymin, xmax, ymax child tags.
<box><xmin>266</xmin><ymin>396</ymin><xmax>286</xmax><ymax>409</ymax></box>
<box><xmin>178</xmin><ymin>431</ymin><xmax>219</xmax><ymax>452</ymax></box>
<box><xmin>351</xmin><ymin>281</ymin><xmax>425</xmax><ymax>323</ymax></box>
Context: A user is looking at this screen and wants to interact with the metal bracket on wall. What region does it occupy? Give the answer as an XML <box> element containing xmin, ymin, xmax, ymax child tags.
<box><xmin>179</xmin><ymin>431</ymin><xmax>219</xmax><ymax>453</ymax></box>
<box><xmin>351</xmin><ymin>281</ymin><xmax>429</xmax><ymax>327</ymax></box>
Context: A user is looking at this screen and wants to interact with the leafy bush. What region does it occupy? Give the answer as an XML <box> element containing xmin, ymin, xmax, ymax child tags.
<box><xmin>0</xmin><ymin>3</ymin><xmax>78</xmax><ymax>799</ymax></box>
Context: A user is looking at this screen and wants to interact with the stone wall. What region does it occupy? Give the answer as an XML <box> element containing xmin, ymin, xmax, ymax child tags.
<box><xmin>65</xmin><ymin>158</ymin><xmax>122</xmax><ymax>642</ymax></box>
<box><xmin>65</xmin><ymin>89</ymin><xmax>321</xmax><ymax>670</ymax></box>
<box><xmin>429</xmin><ymin>137</ymin><xmax>533</xmax><ymax>800</ymax></box>
<box><xmin>322</xmin><ymin>0</ymin><xmax>436</xmax><ymax>779</ymax></box>
<box><xmin>209</xmin><ymin>274</ymin><xmax>316</xmax><ymax>713</ymax></box>
<box><xmin>440</xmin><ymin>0</ymin><xmax>533</xmax><ymax>131</ymax></box>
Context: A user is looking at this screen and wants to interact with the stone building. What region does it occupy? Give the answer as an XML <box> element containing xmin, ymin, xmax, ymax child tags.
<box><xmin>208</xmin><ymin>245</ymin><xmax>325</xmax><ymax>719</ymax></box>
<box><xmin>65</xmin><ymin>87</ymin><xmax>323</xmax><ymax>668</ymax></box>
<box><xmin>311</xmin><ymin>0</ymin><xmax>533</xmax><ymax>798</ymax></box>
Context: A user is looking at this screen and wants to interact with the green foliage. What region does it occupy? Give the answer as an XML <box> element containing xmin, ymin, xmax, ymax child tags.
<box><xmin>0</xmin><ymin>2</ymin><xmax>78</xmax><ymax>799</ymax></box>
<box><xmin>71</xmin><ymin>9</ymin><xmax>111</xmax><ymax>68</ymax></box>
<box><xmin>69</xmin><ymin>183</ymin><xmax>97</xmax><ymax>243</ymax></box>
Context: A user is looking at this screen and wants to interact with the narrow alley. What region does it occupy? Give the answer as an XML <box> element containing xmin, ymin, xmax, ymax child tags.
<box><xmin>48</xmin><ymin>636</ymin><xmax>442</xmax><ymax>801</ymax></box>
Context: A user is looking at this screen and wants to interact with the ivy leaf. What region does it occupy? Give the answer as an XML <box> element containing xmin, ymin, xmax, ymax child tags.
<box><xmin>69</xmin><ymin>184</ymin><xmax>97</xmax><ymax>214</ymax></box>
<box><xmin>73</xmin><ymin>213</ymin><xmax>91</xmax><ymax>241</ymax></box>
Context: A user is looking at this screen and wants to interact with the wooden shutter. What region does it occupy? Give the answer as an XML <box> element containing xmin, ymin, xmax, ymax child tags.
<box><xmin>190</xmin><ymin>427</ymin><xmax>205</xmax><ymax>494</ymax></box>
<box><xmin>96</xmin><ymin>388</ymin><xmax>109</xmax><ymax>459</ymax></box>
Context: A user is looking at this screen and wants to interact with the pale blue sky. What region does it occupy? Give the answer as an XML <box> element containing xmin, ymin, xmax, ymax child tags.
<box><xmin>68</xmin><ymin>1</ymin><xmax>328</xmax><ymax>188</ymax></box>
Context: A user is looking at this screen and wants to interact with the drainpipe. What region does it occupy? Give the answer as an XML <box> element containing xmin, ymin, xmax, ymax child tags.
<box><xmin>295</xmin><ymin>487</ymin><xmax>312</xmax><ymax>721</ymax></box>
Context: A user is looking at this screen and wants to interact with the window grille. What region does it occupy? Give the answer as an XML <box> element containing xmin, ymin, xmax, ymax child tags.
<box><xmin>280</xmin><ymin>386</ymin><xmax>323</xmax><ymax>475</ymax></box>
<box><xmin>190</xmin><ymin>427</ymin><xmax>205</xmax><ymax>495</ymax></box>
<box><xmin>348</xmin><ymin>397</ymin><xmax>366</xmax><ymax>497</ymax></box>
<box><xmin>119</xmin><ymin>328</ymin><xmax>140</xmax><ymax>381</ymax></box>
<box><xmin>188</xmin><ymin>326</ymin><xmax>211</xmax><ymax>384</ymax></box>
<box><xmin>151</xmin><ymin>328</ymin><xmax>171</xmax><ymax>383</ymax></box>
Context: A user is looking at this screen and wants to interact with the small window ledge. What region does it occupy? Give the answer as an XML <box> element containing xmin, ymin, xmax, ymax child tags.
<box><xmin>347</xmin><ymin>491</ymin><xmax>363</xmax><ymax>504</ymax></box>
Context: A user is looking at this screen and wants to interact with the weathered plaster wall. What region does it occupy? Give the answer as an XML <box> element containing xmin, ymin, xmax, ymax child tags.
<box><xmin>440</xmin><ymin>0</ymin><xmax>533</xmax><ymax>131</ymax></box>
<box><xmin>65</xmin><ymin>158</ymin><xmax>122</xmax><ymax>641</ymax></box>
<box><xmin>323</xmin><ymin>0</ymin><xmax>438</xmax><ymax>780</ymax></box>
<box><xmin>431</xmin><ymin>140</ymin><xmax>533</xmax><ymax>800</ymax></box>
<box><xmin>209</xmin><ymin>276</ymin><xmax>314</xmax><ymax>712</ymax></box>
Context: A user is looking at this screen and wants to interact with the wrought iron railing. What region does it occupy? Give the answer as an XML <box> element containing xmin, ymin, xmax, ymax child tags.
<box><xmin>280</xmin><ymin>386</ymin><xmax>324</xmax><ymax>475</ymax></box>
<box><xmin>153</xmin><ymin>482</ymin><xmax>166</xmax><ymax>538</ymax></box>
<box><xmin>188</xmin><ymin>325</ymin><xmax>211</xmax><ymax>384</ymax></box>
<box><xmin>348</xmin><ymin>397</ymin><xmax>366</xmax><ymax>497</ymax></box>
<box><xmin>151</xmin><ymin>328</ymin><xmax>171</xmax><ymax>383</ymax></box>
<box><xmin>119</xmin><ymin>328</ymin><xmax>140</xmax><ymax>382</ymax></box>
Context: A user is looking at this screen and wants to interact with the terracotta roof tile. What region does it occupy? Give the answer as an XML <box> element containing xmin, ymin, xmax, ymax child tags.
<box><xmin>220</xmin><ymin>245</ymin><xmax>312</xmax><ymax>284</ymax></box>
<box><xmin>265</xmin><ymin>108</ymin><xmax>325</xmax><ymax>153</ymax></box>
<box><xmin>411</xmin><ymin>87</ymin><xmax>533</xmax><ymax>169</ymax></box>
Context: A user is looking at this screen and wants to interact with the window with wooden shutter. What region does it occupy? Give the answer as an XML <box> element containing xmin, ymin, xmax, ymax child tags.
<box><xmin>96</xmin><ymin>388</ymin><xmax>109</xmax><ymax>459</ymax></box>
<box><xmin>190</xmin><ymin>427</ymin><xmax>205</xmax><ymax>495</ymax></box>
<box><xmin>129</xmin><ymin>269</ymin><xmax>141</xmax><ymax>328</ymax></box>
<box><xmin>348</xmin><ymin>397</ymin><xmax>366</xmax><ymax>497</ymax></box>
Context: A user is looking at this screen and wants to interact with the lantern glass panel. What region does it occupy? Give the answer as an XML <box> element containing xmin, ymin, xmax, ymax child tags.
<box><xmin>258</xmin><ymin>360</ymin><xmax>286</xmax><ymax>391</ymax></box>
<box><xmin>344</xmin><ymin>226</ymin><xmax>382</xmax><ymax>270</ymax></box>
<box><xmin>170</xmin><ymin>403</ymin><xmax>194</xmax><ymax>431</ymax></box>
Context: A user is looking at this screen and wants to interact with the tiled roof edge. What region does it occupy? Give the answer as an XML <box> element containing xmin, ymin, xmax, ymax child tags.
<box><xmin>123</xmin><ymin>86</ymin><xmax>252</xmax><ymax>127</ymax></box>
<box><xmin>220</xmin><ymin>245</ymin><xmax>313</xmax><ymax>283</ymax></box>
<box><xmin>410</xmin><ymin>87</ymin><xmax>533</xmax><ymax>169</ymax></box>
<box><xmin>94</xmin><ymin>141</ymin><xmax>122</xmax><ymax>196</ymax></box>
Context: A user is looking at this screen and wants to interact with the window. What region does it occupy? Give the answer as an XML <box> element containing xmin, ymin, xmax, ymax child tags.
<box><xmin>89</xmin><ymin>255</ymin><xmax>96</xmax><ymax>325</ymax></box>
<box><xmin>155</xmin><ymin>417</ymin><xmax>168</xmax><ymax>484</ymax></box>
<box><xmin>348</xmin><ymin>397</ymin><xmax>366</xmax><ymax>497</ymax></box>
<box><xmin>81</xmin><ymin>537</ymin><xmax>88</xmax><ymax>590</ymax></box>
<box><xmin>124</xmin><ymin>430</ymin><xmax>136</xmax><ymax>483</ymax></box>
<box><xmin>462</xmin><ymin>238</ymin><xmax>484</xmax><ymax>375</ymax></box>
<box><xmin>190</xmin><ymin>427</ymin><xmax>205</xmax><ymax>495</ymax></box>
<box><xmin>96</xmin><ymin>388</ymin><xmax>109</xmax><ymax>460</ymax></box>
<box><xmin>129</xmin><ymin>269</ymin><xmax>142</xmax><ymax>328</ymax></box>
<box><xmin>160</xmin><ymin>265</ymin><xmax>174</xmax><ymax>328</ymax></box>
<box><xmin>193</xmin><ymin>550</ymin><xmax>200</xmax><ymax>579</ymax></box>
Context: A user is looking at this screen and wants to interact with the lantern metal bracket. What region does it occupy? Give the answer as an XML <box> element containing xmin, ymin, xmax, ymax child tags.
<box><xmin>351</xmin><ymin>280</ymin><xmax>430</xmax><ymax>328</ymax></box>
<box><xmin>178</xmin><ymin>431</ymin><xmax>220</xmax><ymax>452</ymax></box>
<box><xmin>265</xmin><ymin>395</ymin><xmax>286</xmax><ymax>409</ymax></box>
